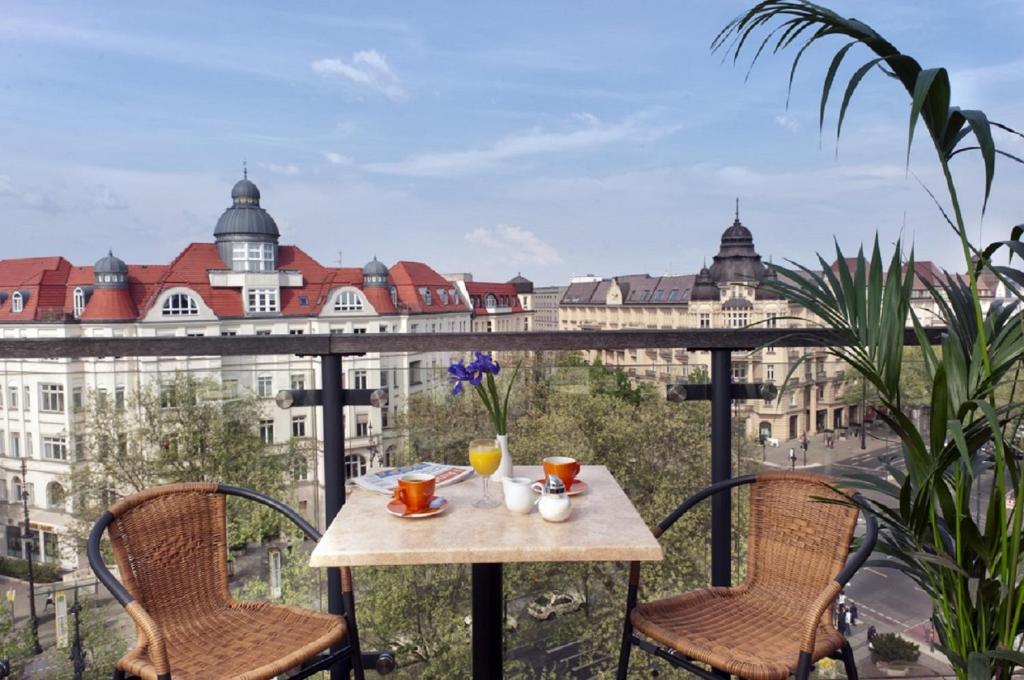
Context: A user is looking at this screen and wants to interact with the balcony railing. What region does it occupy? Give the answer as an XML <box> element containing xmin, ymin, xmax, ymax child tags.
<box><xmin>0</xmin><ymin>327</ymin><xmax>943</xmax><ymax>678</ymax></box>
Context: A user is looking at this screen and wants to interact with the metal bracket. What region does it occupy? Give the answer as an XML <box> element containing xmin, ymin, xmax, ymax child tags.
<box><xmin>666</xmin><ymin>382</ymin><xmax>777</xmax><ymax>402</ymax></box>
<box><xmin>275</xmin><ymin>388</ymin><xmax>389</xmax><ymax>409</ymax></box>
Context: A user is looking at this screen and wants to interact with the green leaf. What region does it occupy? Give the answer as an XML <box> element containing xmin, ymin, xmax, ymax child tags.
<box><xmin>820</xmin><ymin>41</ymin><xmax>859</xmax><ymax>133</ymax></box>
<box><xmin>960</xmin><ymin>109</ymin><xmax>997</xmax><ymax>212</ymax></box>
<box><xmin>968</xmin><ymin>652</ymin><xmax>993</xmax><ymax>680</ymax></box>
<box><xmin>907</xmin><ymin>68</ymin><xmax>948</xmax><ymax>167</ymax></box>
<box><xmin>836</xmin><ymin>57</ymin><xmax>887</xmax><ymax>149</ymax></box>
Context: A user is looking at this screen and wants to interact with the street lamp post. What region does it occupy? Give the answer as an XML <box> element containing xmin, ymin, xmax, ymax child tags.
<box><xmin>69</xmin><ymin>582</ymin><xmax>86</xmax><ymax>680</ymax></box>
<box><xmin>18</xmin><ymin>457</ymin><xmax>42</xmax><ymax>654</ymax></box>
<box><xmin>759</xmin><ymin>434</ymin><xmax>767</xmax><ymax>462</ymax></box>
<box><xmin>860</xmin><ymin>379</ymin><xmax>867</xmax><ymax>450</ymax></box>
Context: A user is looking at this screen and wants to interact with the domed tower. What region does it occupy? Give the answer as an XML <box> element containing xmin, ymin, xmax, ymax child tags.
<box><xmin>690</xmin><ymin>266</ymin><xmax>720</xmax><ymax>301</ymax></box>
<box><xmin>93</xmin><ymin>250</ymin><xmax>128</xmax><ymax>288</ymax></box>
<box><xmin>362</xmin><ymin>257</ymin><xmax>389</xmax><ymax>287</ymax></box>
<box><xmin>213</xmin><ymin>172</ymin><xmax>280</xmax><ymax>272</ymax></box>
<box><xmin>707</xmin><ymin>203</ymin><xmax>767</xmax><ymax>285</ymax></box>
<box><xmin>756</xmin><ymin>266</ymin><xmax>784</xmax><ymax>300</ymax></box>
<box><xmin>81</xmin><ymin>250</ymin><xmax>137</xmax><ymax>321</ymax></box>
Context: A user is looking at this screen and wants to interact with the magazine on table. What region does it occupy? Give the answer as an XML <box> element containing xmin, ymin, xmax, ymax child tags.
<box><xmin>353</xmin><ymin>462</ymin><xmax>474</xmax><ymax>494</ymax></box>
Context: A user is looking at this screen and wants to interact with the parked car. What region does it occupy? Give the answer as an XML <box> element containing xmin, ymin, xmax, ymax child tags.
<box><xmin>463</xmin><ymin>613</ymin><xmax>519</xmax><ymax>632</ymax></box>
<box><xmin>527</xmin><ymin>591</ymin><xmax>585</xmax><ymax>621</ymax></box>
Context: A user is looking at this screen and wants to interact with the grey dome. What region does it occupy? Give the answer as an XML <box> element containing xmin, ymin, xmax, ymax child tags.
<box><xmin>756</xmin><ymin>267</ymin><xmax>784</xmax><ymax>300</ymax></box>
<box><xmin>231</xmin><ymin>178</ymin><xmax>260</xmax><ymax>202</ymax></box>
<box><xmin>508</xmin><ymin>273</ymin><xmax>533</xmax><ymax>294</ymax></box>
<box><xmin>363</xmin><ymin>256</ymin><xmax>389</xmax><ymax>288</ymax></box>
<box><xmin>363</xmin><ymin>257</ymin><xmax>389</xmax><ymax>277</ymax></box>
<box><xmin>707</xmin><ymin>216</ymin><xmax>766</xmax><ymax>284</ymax></box>
<box><xmin>94</xmin><ymin>250</ymin><xmax>128</xmax><ymax>275</ymax></box>
<box><xmin>690</xmin><ymin>267</ymin><xmax>720</xmax><ymax>301</ymax></box>
<box><xmin>214</xmin><ymin>176</ymin><xmax>280</xmax><ymax>240</ymax></box>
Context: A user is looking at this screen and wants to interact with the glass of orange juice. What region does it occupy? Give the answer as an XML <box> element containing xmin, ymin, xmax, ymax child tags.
<box><xmin>469</xmin><ymin>438</ymin><xmax>502</xmax><ymax>508</ymax></box>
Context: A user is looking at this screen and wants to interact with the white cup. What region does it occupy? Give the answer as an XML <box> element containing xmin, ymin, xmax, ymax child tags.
<box><xmin>502</xmin><ymin>477</ymin><xmax>535</xmax><ymax>514</ymax></box>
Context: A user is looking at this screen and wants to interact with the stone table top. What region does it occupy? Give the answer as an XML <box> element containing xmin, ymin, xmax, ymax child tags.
<box><xmin>310</xmin><ymin>465</ymin><xmax>664</xmax><ymax>567</ymax></box>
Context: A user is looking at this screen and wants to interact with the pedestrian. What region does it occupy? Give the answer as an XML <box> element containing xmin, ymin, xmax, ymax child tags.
<box><xmin>835</xmin><ymin>602</ymin><xmax>846</xmax><ymax>629</ymax></box>
<box><xmin>849</xmin><ymin>603</ymin><xmax>858</xmax><ymax>626</ymax></box>
<box><xmin>867</xmin><ymin>625</ymin><xmax>877</xmax><ymax>650</ymax></box>
<box><xmin>837</xmin><ymin>589</ymin><xmax>847</xmax><ymax>608</ymax></box>
<box><xmin>837</xmin><ymin>607</ymin><xmax>849</xmax><ymax>636</ymax></box>
<box><xmin>845</xmin><ymin>607</ymin><xmax>855</xmax><ymax>630</ymax></box>
<box><xmin>44</xmin><ymin>593</ymin><xmax>54</xmax><ymax>611</ymax></box>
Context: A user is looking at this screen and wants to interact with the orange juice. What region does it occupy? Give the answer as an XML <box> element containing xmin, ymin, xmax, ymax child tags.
<box><xmin>469</xmin><ymin>444</ymin><xmax>502</xmax><ymax>476</ymax></box>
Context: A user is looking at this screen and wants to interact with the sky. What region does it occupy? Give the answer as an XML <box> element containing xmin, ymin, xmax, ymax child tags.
<box><xmin>1</xmin><ymin>1</ymin><xmax>1022</xmax><ymax>286</ymax></box>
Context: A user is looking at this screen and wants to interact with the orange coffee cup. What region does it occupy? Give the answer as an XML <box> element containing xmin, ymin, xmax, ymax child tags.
<box><xmin>392</xmin><ymin>473</ymin><xmax>436</xmax><ymax>513</ymax></box>
<box><xmin>543</xmin><ymin>456</ymin><xmax>580</xmax><ymax>491</ymax></box>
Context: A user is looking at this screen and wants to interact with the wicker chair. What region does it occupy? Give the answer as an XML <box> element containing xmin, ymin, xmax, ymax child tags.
<box><xmin>88</xmin><ymin>483</ymin><xmax>370</xmax><ymax>680</ymax></box>
<box><xmin>617</xmin><ymin>471</ymin><xmax>877</xmax><ymax>680</ymax></box>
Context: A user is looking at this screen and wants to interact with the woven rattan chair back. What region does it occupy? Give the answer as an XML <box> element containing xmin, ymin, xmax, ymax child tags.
<box><xmin>106</xmin><ymin>482</ymin><xmax>230</xmax><ymax>626</ymax></box>
<box><xmin>744</xmin><ymin>471</ymin><xmax>857</xmax><ymax>618</ymax></box>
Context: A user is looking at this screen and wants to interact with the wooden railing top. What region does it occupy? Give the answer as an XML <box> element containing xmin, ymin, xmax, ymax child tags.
<box><xmin>0</xmin><ymin>327</ymin><xmax>945</xmax><ymax>359</ymax></box>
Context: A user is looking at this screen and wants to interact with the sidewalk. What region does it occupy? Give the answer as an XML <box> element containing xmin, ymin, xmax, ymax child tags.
<box><xmin>748</xmin><ymin>426</ymin><xmax>899</xmax><ymax>473</ymax></box>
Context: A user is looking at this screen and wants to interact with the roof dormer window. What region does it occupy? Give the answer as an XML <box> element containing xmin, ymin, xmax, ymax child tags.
<box><xmin>73</xmin><ymin>287</ymin><xmax>86</xmax><ymax>318</ymax></box>
<box><xmin>439</xmin><ymin>289</ymin><xmax>449</xmax><ymax>305</ymax></box>
<box><xmin>420</xmin><ymin>288</ymin><xmax>432</xmax><ymax>306</ymax></box>
<box><xmin>485</xmin><ymin>294</ymin><xmax>498</xmax><ymax>308</ymax></box>
<box><xmin>247</xmin><ymin>288</ymin><xmax>279</xmax><ymax>313</ymax></box>
<box><xmin>162</xmin><ymin>293</ymin><xmax>199</xmax><ymax>316</ymax></box>
<box><xmin>11</xmin><ymin>291</ymin><xmax>23</xmax><ymax>313</ymax></box>
<box><xmin>335</xmin><ymin>290</ymin><xmax>364</xmax><ymax>312</ymax></box>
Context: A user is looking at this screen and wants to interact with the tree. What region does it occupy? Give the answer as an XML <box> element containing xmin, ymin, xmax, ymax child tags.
<box><xmin>47</xmin><ymin>594</ymin><xmax>131</xmax><ymax>680</ymax></box>
<box><xmin>71</xmin><ymin>373</ymin><xmax>306</xmax><ymax>549</ymax></box>
<box><xmin>0</xmin><ymin>600</ymin><xmax>37</xmax><ymax>678</ymax></box>
<box><xmin>361</xmin><ymin>353</ymin><xmax>753</xmax><ymax>677</ymax></box>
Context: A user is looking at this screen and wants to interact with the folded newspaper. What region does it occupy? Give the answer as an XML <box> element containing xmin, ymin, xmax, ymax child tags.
<box><xmin>353</xmin><ymin>462</ymin><xmax>475</xmax><ymax>494</ymax></box>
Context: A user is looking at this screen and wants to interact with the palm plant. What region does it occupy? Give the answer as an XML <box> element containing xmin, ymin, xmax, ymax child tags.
<box><xmin>714</xmin><ymin>2</ymin><xmax>1024</xmax><ymax>678</ymax></box>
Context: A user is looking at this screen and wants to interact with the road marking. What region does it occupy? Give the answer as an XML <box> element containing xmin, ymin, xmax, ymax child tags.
<box><xmin>865</xmin><ymin>567</ymin><xmax>888</xmax><ymax>578</ymax></box>
<box><xmin>848</xmin><ymin>597</ymin><xmax>909</xmax><ymax>628</ymax></box>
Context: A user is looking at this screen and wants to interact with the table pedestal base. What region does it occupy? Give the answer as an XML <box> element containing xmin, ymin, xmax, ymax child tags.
<box><xmin>472</xmin><ymin>563</ymin><xmax>503</xmax><ymax>679</ymax></box>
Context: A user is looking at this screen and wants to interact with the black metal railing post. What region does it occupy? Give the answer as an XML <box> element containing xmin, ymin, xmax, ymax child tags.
<box><xmin>710</xmin><ymin>350</ymin><xmax>732</xmax><ymax>589</ymax></box>
<box><xmin>321</xmin><ymin>354</ymin><xmax>348</xmax><ymax>680</ymax></box>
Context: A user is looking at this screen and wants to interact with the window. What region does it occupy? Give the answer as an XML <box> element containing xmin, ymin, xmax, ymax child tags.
<box><xmin>39</xmin><ymin>384</ymin><xmax>64</xmax><ymax>413</ymax></box>
<box><xmin>256</xmin><ymin>329</ymin><xmax>271</xmax><ymax>336</ymax></box>
<box><xmin>0</xmin><ymin>479</ymin><xmax>5</xmax><ymax>502</ymax></box>
<box><xmin>298</xmin><ymin>295</ymin><xmax>309</xmax><ymax>306</ymax></box>
<box><xmin>485</xmin><ymin>294</ymin><xmax>498</xmax><ymax>307</ymax></box>
<box><xmin>654</xmin><ymin>290</ymin><xmax>663</xmax><ymax>301</ymax></box>
<box><xmin>259</xmin><ymin>419</ymin><xmax>274</xmax><ymax>444</ymax></box>
<box><xmin>731</xmin><ymin>363</ymin><xmax>748</xmax><ymax>382</ymax></box>
<box><xmin>379</xmin><ymin>370</ymin><xmax>388</xmax><ymax>389</ymax></box>
<box><xmin>409</xmin><ymin>361</ymin><xmax>422</xmax><ymax>385</ymax></box>
<box><xmin>352</xmin><ymin>327</ymin><xmax>367</xmax><ymax>335</ymax></box>
<box><xmin>289</xmin><ymin>328</ymin><xmax>305</xmax><ymax>335</ymax></box>
<box><xmin>25</xmin><ymin>433</ymin><xmax>33</xmax><ymax>457</ymax></box>
<box><xmin>291</xmin><ymin>416</ymin><xmax>307</xmax><ymax>438</ymax></box>
<box><xmin>817</xmin><ymin>385</ymin><xmax>825</xmax><ymax>399</ymax></box>
<box><xmin>766</xmin><ymin>364</ymin><xmax>775</xmax><ymax>382</ymax></box>
<box><xmin>356</xmin><ymin>413</ymin><xmax>369</xmax><ymax>438</ymax></box>
<box><xmin>668</xmin><ymin>289</ymin><xmax>679</xmax><ymax>301</ymax></box>
<box><xmin>257</xmin><ymin>376</ymin><xmax>273</xmax><ymax>397</ymax></box>
<box><xmin>46</xmin><ymin>482</ymin><xmax>65</xmax><ymax>510</ymax></box>
<box><xmin>345</xmin><ymin>454</ymin><xmax>367</xmax><ymax>480</ymax></box>
<box><xmin>220</xmin><ymin>330</ymin><xmax>238</xmax><ymax>336</ymax></box>
<box><xmin>353</xmin><ymin>370</ymin><xmax>367</xmax><ymax>390</ymax></box>
<box><xmin>247</xmin><ymin>288</ymin><xmax>279</xmax><ymax>313</ymax></box>
<box><xmin>162</xmin><ymin>293</ymin><xmax>199</xmax><ymax>316</ymax></box>
<box><xmin>23</xmin><ymin>387</ymin><xmax>30</xmax><ymax>411</ymax></box>
<box><xmin>790</xmin><ymin>392</ymin><xmax>798</xmax><ymax>406</ymax></box>
<box><xmin>115</xmin><ymin>386</ymin><xmax>125</xmax><ymax>409</ymax></box>
<box><xmin>11</xmin><ymin>291</ymin><xmax>23</xmax><ymax>313</ymax></box>
<box><xmin>728</xmin><ymin>312</ymin><xmax>748</xmax><ymax>328</ymax></box>
<box><xmin>410</xmin><ymin>323</ymin><xmax>418</xmax><ymax>334</ymax></box>
<box><xmin>334</xmin><ymin>290</ymin><xmax>364</xmax><ymax>312</ymax></box>
<box><xmin>290</xmin><ymin>374</ymin><xmax>305</xmax><ymax>390</ymax></box>
<box><xmin>420</xmin><ymin>288</ymin><xmax>432</xmax><ymax>306</ymax></box>
<box><xmin>186</xmin><ymin>330</ymin><xmax>204</xmax><ymax>338</ymax></box>
<box><xmin>382</xmin><ymin>407</ymin><xmax>390</xmax><ymax>429</ymax></box>
<box><xmin>231</xmin><ymin>242</ymin><xmax>275</xmax><ymax>272</ymax></box>
<box><xmin>389</xmin><ymin>287</ymin><xmax>398</xmax><ymax>306</ymax></box>
<box><xmin>42</xmin><ymin>437</ymin><xmax>68</xmax><ymax>461</ymax></box>
<box><xmin>699</xmin><ymin>313</ymin><xmax>711</xmax><ymax>329</ymax></box>
<box><xmin>766</xmin><ymin>312</ymin><xmax>779</xmax><ymax>328</ymax></box>
<box><xmin>439</xmin><ymin>289</ymin><xmax>449</xmax><ymax>305</ymax></box>
<box><xmin>73</xmin><ymin>287</ymin><xmax>86</xmax><ymax>318</ymax></box>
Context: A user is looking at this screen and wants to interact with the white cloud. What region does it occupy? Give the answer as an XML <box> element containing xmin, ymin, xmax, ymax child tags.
<box><xmin>465</xmin><ymin>225</ymin><xmax>562</xmax><ymax>265</ymax></box>
<box><xmin>94</xmin><ymin>185</ymin><xmax>127</xmax><ymax>209</ymax></box>
<box><xmin>312</xmin><ymin>50</ymin><xmax>406</xmax><ymax>100</ymax></box>
<box><xmin>366</xmin><ymin>112</ymin><xmax>679</xmax><ymax>177</ymax></box>
<box><xmin>263</xmin><ymin>163</ymin><xmax>301</xmax><ymax>176</ymax></box>
<box><xmin>0</xmin><ymin>175</ymin><xmax>61</xmax><ymax>214</ymax></box>
<box><xmin>323</xmin><ymin>152</ymin><xmax>353</xmax><ymax>165</ymax></box>
<box><xmin>775</xmin><ymin>113</ymin><xmax>800</xmax><ymax>133</ymax></box>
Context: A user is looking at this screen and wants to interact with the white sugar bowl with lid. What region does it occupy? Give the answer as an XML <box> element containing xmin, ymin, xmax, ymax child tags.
<box><xmin>537</xmin><ymin>474</ymin><xmax>572</xmax><ymax>522</ymax></box>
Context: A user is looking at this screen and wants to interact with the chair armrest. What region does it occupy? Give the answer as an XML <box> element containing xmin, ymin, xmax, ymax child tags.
<box><xmin>797</xmin><ymin>494</ymin><xmax>878</xmax><ymax>654</ymax></box>
<box><xmin>218</xmin><ymin>484</ymin><xmax>322</xmax><ymax>541</ymax></box>
<box><xmin>655</xmin><ymin>474</ymin><xmax>756</xmax><ymax>537</ymax></box>
<box><xmin>125</xmin><ymin>601</ymin><xmax>171</xmax><ymax>677</ymax></box>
